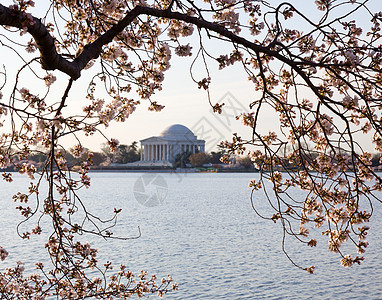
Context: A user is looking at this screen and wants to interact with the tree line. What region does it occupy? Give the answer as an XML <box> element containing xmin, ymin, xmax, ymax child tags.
<box><xmin>21</xmin><ymin>145</ymin><xmax>382</xmax><ymax>171</ymax></box>
<box><xmin>19</xmin><ymin>143</ymin><xmax>254</xmax><ymax>169</ymax></box>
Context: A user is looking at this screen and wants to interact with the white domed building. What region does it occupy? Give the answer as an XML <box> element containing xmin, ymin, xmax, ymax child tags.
<box><xmin>139</xmin><ymin>124</ymin><xmax>205</xmax><ymax>164</ymax></box>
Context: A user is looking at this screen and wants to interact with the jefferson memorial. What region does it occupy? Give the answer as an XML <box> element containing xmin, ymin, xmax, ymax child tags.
<box><xmin>140</xmin><ymin>124</ymin><xmax>205</xmax><ymax>164</ymax></box>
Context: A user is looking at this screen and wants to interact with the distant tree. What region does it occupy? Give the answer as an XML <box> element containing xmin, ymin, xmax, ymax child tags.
<box><xmin>28</xmin><ymin>152</ymin><xmax>48</xmax><ymax>164</ymax></box>
<box><xmin>189</xmin><ymin>152</ymin><xmax>210</xmax><ymax>167</ymax></box>
<box><xmin>371</xmin><ymin>153</ymin><xmax>381</xmax><ymax>166</ymax></box>
<box><xmin>115</xmin><ymin>144</ymin><xmax>129</xmax><ymax>163</ymax></box>
<box><xmin>210</xmin><ymin>151</ymin><xmax>223</xmax><ymax>164</ymax></box>
<box><xmin>89</xmin><ymin>151</ymin><xmax>108</xmax><ymax>166</ymax></box>
<box><xmin>113</xmin><ymin>142</ymin><xmax>140</xmax><ymax>163</ymax></box>
<box><xmin>127</xmin><ymin>141</ymin><xmax>141</xmax><ymax>162</ymax></box>
<box><xmin>62</xmin><ymin>151</ymin><xmax>77</xmax><ymax>167</ymax></box>
<box><xmin>130</xmin><ymin>141</ymin><xmax>139</xmax><ymax>153</ymax></box>
<box><xmin>173</xmin><ymin>151</ymin><xmax>192</xmax><ymax>168</ymax></box>
<box><xmin>236</xmin><ymin>156</ymin><xmax>253</xmax><ymax>169</ymax></box>
<box><xmin>61</xmin><ymin>147</ymin><xmax>107</xmax><ymax>167</ymax></box>
<box><xmin>101</xmin><ymin>143</ymin><xmax>115</xmax><ymax>163</ymax></box>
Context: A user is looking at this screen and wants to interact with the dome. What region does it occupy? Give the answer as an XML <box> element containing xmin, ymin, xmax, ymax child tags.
<box><xmin>159</xmin><ymin>124</ymin><xmax>196</xmax><ymax>140</ymax></box>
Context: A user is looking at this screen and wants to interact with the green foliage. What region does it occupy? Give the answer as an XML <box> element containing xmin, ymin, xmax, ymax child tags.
<box><xmin>111</xmin><ymin>142</ymin><xmax>141</xmax><ymax>164</ymax></box>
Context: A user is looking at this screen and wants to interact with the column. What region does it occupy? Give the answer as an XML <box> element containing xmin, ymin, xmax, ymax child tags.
<box><xmin>140</xmin><ymin>145</ymin><xmax>143</xmax><ymax>161</ymax></box>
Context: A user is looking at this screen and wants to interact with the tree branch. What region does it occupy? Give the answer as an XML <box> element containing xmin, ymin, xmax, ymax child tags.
<box><xmin>0</xmin><ymin>4</ymin><xmax>288</xmax><ymax>80</ymax></box>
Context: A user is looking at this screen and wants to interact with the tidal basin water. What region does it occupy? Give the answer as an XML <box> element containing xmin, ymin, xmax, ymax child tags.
<box><xmin>1</xmin><ymin>172</ymin><xmax>382</xmax><ymax>299</ymax></box>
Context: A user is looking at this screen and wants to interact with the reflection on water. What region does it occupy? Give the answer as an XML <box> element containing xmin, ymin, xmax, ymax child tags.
<box><xmin>0</xmin><ymin>172</ymin><xmax>381</xmax><ymax>299</ymax></box>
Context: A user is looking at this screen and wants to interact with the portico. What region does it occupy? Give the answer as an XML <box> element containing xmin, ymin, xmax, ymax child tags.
<box><xmin>140</xmin><ymin>124</ymin><xmax>205</xmax><ymax>163</ymax></box>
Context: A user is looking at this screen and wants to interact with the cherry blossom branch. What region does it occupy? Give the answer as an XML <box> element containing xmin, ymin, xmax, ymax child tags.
<box><xmin>0</xmin><ymin>4</ymin><xmax>311</xmax><ymax>81</ymax></box>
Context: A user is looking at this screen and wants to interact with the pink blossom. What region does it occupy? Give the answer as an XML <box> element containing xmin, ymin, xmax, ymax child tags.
<box><xmin>175</xmin><ymin>44</ymin><xmax>192</xmax><ymax>57</ymax></box>
<box><xmin>44</xmin><ymin>73</ymin><xmax>56</xmax><ymax>87</ymax></box>
<box><xmin>0</xmin><ymin>246</ymin><xmax>8</xmax><ymax>261</ymax></box>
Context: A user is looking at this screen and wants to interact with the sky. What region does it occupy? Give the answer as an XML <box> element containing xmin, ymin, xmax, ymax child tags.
<box><xmin>0</xmin><ymin>0</ymin><xmax>380</xmax><ymax>153</ymax></box>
